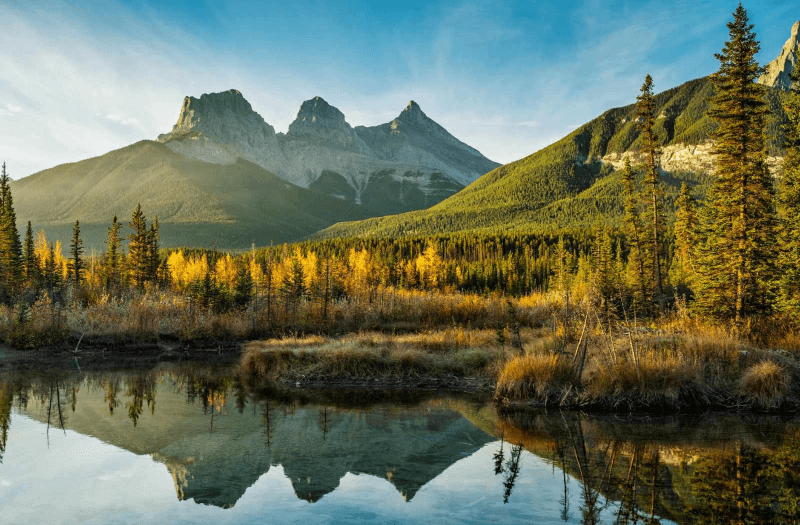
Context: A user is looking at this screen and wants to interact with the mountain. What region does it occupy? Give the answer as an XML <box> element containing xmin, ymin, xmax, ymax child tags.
<box><xmin>10</xmin><ymin>140</ymin><xmax>365</xmax><ymax>249</ymax></box>
<box><xmin>759</xmin><ymin>20</ymin><xmax>799</xmax><ymax>90</ymax></box>
<box><xmin>317</xmin><ymin>76</ymin><xmax>790</xmax><ymax>239</ymax></box>
<box><xmin>158</xmin><ymin>91</ymin><xmax>499</xmax><ymax>216</ymax></box>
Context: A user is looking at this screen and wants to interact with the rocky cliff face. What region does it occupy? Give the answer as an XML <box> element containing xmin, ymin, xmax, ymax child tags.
<box><xmin>759</xmin><ymin>20</ymin><xmax>799</xmax><ymax>91</ymax></box>
<box><xmin>602</xmin><ymin>141</ymin><xmax>784</xmax><ymax>177</ymax></box>
<box><xmin>158</xmin><ymin>91</ymin><xmax>499</xmax><ymax>214</ymax></box>
<box><xmin>158</xmin><ymin>89</ymin><xmax>290</xmax><ymax>175</ymax></box>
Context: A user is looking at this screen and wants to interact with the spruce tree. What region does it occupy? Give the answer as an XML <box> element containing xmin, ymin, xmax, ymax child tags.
<box><xmin>234</xmin><ymin>262</ymin><xmax>254</xmax><ymax>309</ymax></box>
<box><xmin>695</xmin><ymin>4</ymin><xmax>777</xmax><ymax>323</ymax></box>
<box><xmin>69</xmin><ymin>220</ymin><xmax>84</xmax><ymax>285</ymax></box>
<box><xmin>777</xmin><ymin>66</ymin><xmax>800</xmax><ymax>319</ymax></box>
<box><xmin>622</xmin><ymin>159</ymin><xmax>647</xmax><ymax>310</ymax></box>
<box><xmin>23</xmin><ymin>221</ymin><xmax>36</xmax><ymax>286</ymax></box>
<box><xmin>148</xmin><ymin>216</ymin><xmax>160</xmax><ymax>284</ymax></box>
<box><xmin>669</xmin><ymin>182</ymin><xmax>698</xmax><ymax>295</ymax></box>
<box><xmin>128</xmin><ymin>204</ymin><xmax>149</xmax><ymax>288</ymax></box>
<box><xmin>105</xmin><ymin>215</ymin><xmax>122</xmax><ymax>290</ymax></box>
<box><xmin>0</xmin><ymin>163</ymin><xmax>23</xmax><ymax>296</ymax></box>
<box><xmin>636</xmin><ymin>74</ymin><xmax>665</xmax><ymax>306</ymax></box>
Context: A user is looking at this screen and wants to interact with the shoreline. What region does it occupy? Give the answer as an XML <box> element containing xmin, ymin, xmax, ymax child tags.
<box><xmin>3</xmin><ymin>332</ymin><xmax>799</xmax><ymax>415</ymax></box>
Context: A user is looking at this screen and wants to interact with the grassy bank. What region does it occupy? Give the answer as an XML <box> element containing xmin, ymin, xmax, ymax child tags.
<box><xmin>494</xmin><ymin>315</ymin><xmax>800</xmax><ymax>412</ymax></box>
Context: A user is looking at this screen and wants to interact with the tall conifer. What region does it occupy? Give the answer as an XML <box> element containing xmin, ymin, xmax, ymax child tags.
<box><xmin>636</xmin><ymin>74</ymin><xmax>665</xmax><ymax>306</ymax></box>
<box><xmin>23</xmin><ymin>221</ymin><xmax>36</xmax><ymax>286</ymax></box>
<box><xmin>0</xmin><ymin>163</ymin><xmax>23</xmax><ymax>295</ymax></box>
<box><xmin>105</xmin><ymin>215</ymin><xmax>122</xmax><ymax>290</ymax></box>
<box><xmin>622</xmin><ymin>159</ymin><xmax>647</xmax><ymax>309</ymax></box>
<box><xmin>669</xmin><ymin>182</ymin><xmax>697</xmax><ymax>294</ymax></box>
<box><xmin>128</xmin><ymin>204</ymin><xmax>149</xmax><ymax>288</ymax></box>
<box><xmin>695</xmin><ymin>4</ymin><xmax>777</xmax><ymax>323</ymax></box>
<box><xmin>69</xmin><ymin>220</ymin><xmax>84</xmax><ymax>285</ymax></box>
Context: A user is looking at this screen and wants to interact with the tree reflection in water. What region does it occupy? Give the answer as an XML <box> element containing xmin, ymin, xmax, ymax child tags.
<box><xmin>124</xmin><ymin>374</ymin><xmax>157</xmax><ymax>427</ymax></box>
<box><xmin>496</xmin><ymin>409</ymin><xmax>800</xmax><ymax>525</ymax></box>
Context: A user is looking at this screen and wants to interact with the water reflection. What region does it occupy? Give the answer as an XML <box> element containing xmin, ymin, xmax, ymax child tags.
<box><xmin>0</xmin><ymin>366</ymin><xmax>799</xmax><ymax>524</ymax></box>
<box><xmin>497</xmin><ymin>409</ymin><xmax>800</xmax><ymax>524</ymax></box>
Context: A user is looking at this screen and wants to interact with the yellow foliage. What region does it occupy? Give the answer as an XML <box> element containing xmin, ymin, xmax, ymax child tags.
<box><xmin>169</xmin><ymin>252</ymin><xmax>208</xmax><ymax>289</ymax></box>
<box><xmin>299</xmin><ymin>249</ymin><xmax>318</xmax><ymax>290</ymax></box>
<box><xmin>415</xmin><ymin>243</ymin><xmax>443</xmax><ymax>287</ymax></box>
<box><xmin>215</xmin><ymin>254</ymin><xmax>237</xmax><ymax>289</ymax></box>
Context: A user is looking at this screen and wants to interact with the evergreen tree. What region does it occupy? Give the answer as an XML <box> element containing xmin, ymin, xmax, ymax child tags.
<box><xmin>234</xmin><ymin>261</ymin><xmax>254</xmax><ymax>309</ymax></box>
<box><xmin>669</xmin><ymin>182</ymin><xmax>698</xmax><ymax>295</ymax></box>
<box><xmin>23</xmin><ymin>221</ymin><xmax>37</xmax><ymax>286</ymax></box>
<box><xmin>148</xmin><ymin>216</ymin><xmax>160</xmax><ymax>284</ymax></box>
<box><xmin>622</xmin><ymin>159</ymin><xmax>647</xmax><ymax>309</ymax></box>
<box><xmin>636</xmin><ymin>74</ymin><xmax>666</xmax><ymax>306</ymax></box>
<box><xmin>0</xmin><ymin>163</ymin><xmax>23</xmax><ymax>296</ymax></box>
<box><xmin>105</xmin><ymin>215</ymin><xmax>122</xmax><ymax>290</ymax></box>
<box><xmin>128</xmin><ymin>204</ymin><xmax>149</xmax><ymax>288</ymax></box>
<box><xmin>777</xmin><ymin>66</ymin><xmax>800</xmax><ymax>320</ymax></box>
<box><xmin>695</xmin><ymin>4</ymin><xmax>777</xmax><ymax>323</ymax></box>
<box><xmin>69</xmin><ymin>220</ymin><xmax>84</xmax><ymax>285</ymax></box>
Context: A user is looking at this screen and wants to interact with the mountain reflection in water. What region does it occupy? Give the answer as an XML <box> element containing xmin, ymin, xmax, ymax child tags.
<box><xmin>1</xmin><ymin>365</ymin><xmax>799</xmax><ymax>524</ymax></box>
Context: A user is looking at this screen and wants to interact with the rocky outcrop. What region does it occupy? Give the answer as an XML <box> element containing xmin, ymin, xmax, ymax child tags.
<box><xmin>158</xmin><ymin>91</ymin><xmax>499</xmax><ymax>213</ymax></box>
<box><xmin>602</xmin><ymin>141</ymin><xmax>784</xmax><ymax>177</ymax></box>
<box><xmin>158</xmin><ymin>89</ymin><xmax>290</xmax><ymax>176</ymax></box>
<box><xmin>758</xmin><ymin>20</ymin><xmax>799</xmax><ymax>91</ymax></box>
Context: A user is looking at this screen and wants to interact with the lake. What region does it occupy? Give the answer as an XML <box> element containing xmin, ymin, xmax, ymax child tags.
<box><xmin>1</xmin><ymin>363</ymin><xmax>799</xmax><ymax>524</ymax></box>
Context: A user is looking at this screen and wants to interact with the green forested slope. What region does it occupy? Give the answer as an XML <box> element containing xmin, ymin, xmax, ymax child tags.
<box><xmin>317</xmin><ymin>77</ymin><xmax>788</xmax><ymax>239</ymax></box>
<box><xmin>11</xmin><ymin>141</ymin><xmax>365</xmax><ymax>249</ymax></box>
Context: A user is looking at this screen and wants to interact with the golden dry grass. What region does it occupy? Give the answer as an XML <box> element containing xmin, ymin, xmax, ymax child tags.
<box><xmin>738</xmin><ymin>360</ymin><xmax>791</xmax><ymax>409</ymax></box>
<box><xmin>495</xmin><ymin>353</ymin><xmax>576</xmax><ymax>400</ymax></box>
<box><xmin>240</xmin><ymin>329</ymin><xmax>504</xmax><ymax>380</ymax></box>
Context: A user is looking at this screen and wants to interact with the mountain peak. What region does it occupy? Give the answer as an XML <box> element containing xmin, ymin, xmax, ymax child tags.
<box><xmin>286</xmin><ymin>97</ymin><xmax>370</xmax><ymax>153</ymax></box>
<box><xmin>159</xmin><ymin>88</ymin><xmax>275</xmax><ymax>141</ymax></box>
<box><xmin>758</xmin><ymin>20</ymin><xmax>799</xmax><ymax>90</ymax></box>
<box><xmin>288</xmin><ymin>96</ymin><xmax>347</xmax><ymax>133</ymax></box>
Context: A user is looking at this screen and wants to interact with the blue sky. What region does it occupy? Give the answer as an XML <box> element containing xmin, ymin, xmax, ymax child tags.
<box><xmin>1</xmin><ymin>0</ymin><xmax>798</xmax><ymax>179</ymax></box>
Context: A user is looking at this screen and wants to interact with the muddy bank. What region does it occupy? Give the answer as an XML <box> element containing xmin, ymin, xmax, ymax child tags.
<box><xmin>0</xmin><ymin>336</ymin><xmax>243</xmax><ymax>372</ymax></box>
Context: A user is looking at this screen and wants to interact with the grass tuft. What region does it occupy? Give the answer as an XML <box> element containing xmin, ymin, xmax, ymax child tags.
<box><xmin>738</xmin><ymin>360</ymin><xmax>790</xmax><ymax>409</ymax></box>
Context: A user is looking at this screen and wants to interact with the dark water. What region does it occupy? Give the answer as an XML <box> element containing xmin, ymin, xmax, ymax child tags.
<box><xmin>1</xmin><ymin>364</ymin><xmax>799</xmax><ymax>524</ymax></box>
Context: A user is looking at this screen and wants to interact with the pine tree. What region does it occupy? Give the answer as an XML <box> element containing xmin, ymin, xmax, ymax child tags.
<box><xmin>777</xmin><ymin>65</ymin><xmax>800</xmax><ymax>319</ymax></box>
<box><xmin>234</xmin><ymin>261</ymin><xmax>254</xmax><ymax>309</ymax></box>
<box><xmin>23</xmin><ymin>221</ymin><xmax>37</xmax><ymax>286</ymax></box>
<box><xmin>0</xmin><ymin>163</ymin><xmax>23</xmax><ymax>297</ymax></box>
<box><xmin>695</xmin><ymin>4</ymin><xmax>778</xmax><ymax>323</ymax></box>
<box><xmin>105</xmin><ymin>215</ymin><xmax>122</xmax><ymax>290</ymax></box>
<box><xmin>128</xmin><ymin>204</ymin><xmax>149</xmax><ymax>288</ymax></box>
<box><xmin>69</xmin><ymin>220</ymin><xmax>84</xmax><ymax>285</ymax></box>
<box><xmin>636</xmin><ymin>74</ymin><xmax>666</xmax><ymax>306</ymax></box>
<box><xmin>622</xmin><ymin>158</ymin><xmax>647</xmax><ymax>310</ymax></box>
<box><xmin>148</xmin><ymin>216</ymin><xmax>160</xmax><ymax>284</ymax></box>
<box><xmin>669</xmin><ymin>182</ymin><xmax>698</xmax><ymax>295</ymax></box>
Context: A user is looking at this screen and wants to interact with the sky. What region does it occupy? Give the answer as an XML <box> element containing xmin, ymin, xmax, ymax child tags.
<box><xmin>0</xmin><ymin>0</ymin><xmax>798</xmax><ymax>179</ymax></box>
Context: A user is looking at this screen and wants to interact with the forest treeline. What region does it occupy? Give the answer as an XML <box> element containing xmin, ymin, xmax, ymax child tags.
<box><xmin>0</xmin><ymin>5</ymin><xmax>798</xmax><ymax>344</ymax></box>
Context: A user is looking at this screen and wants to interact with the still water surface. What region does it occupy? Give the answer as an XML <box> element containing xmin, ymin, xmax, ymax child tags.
<box><xmin>1</xmin><ymin>364</ymin><xmax>799</xmax><ymax>524</ymax></box>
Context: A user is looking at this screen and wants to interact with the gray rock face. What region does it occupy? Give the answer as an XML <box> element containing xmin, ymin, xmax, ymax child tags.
<box><xmin>158</xmin><ymin>89</ymin><xmax>290</xmax><ymax>175</ymax></box>
<box><xmin>287</xmin><ymin>96</ymin><xmax>371</xmax><ymax>154</ymax></box>
<box><xmin>158</xmin><ymin>91</ymin><xmax>499</xmax><ymax>213</ymax></box>
<box><xmin>758</xmin><ymin>20</ymin><xmax>799</xmax><ymax>91</ymax></box>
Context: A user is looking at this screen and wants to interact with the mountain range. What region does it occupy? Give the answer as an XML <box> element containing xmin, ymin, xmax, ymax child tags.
<box><xmin>11</xmin><ymin>92</ymin><xmax>497</xmax><ymax>249</ymax></box>
<box><xmin>9</xmin><ymin>19</ymin><xmax>799</xmax><ymax>249</ymax></box>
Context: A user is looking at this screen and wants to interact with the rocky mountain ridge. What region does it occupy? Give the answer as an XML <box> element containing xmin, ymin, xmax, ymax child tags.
<box><xmin>759</xmin><ymin>20</ymin><xmax>799</xmax><ymax>90</ymax></box>
<box><xmin>157</xmin><ymin>91</ymin><xmax>499</xmax><ymax>214</ymax></box>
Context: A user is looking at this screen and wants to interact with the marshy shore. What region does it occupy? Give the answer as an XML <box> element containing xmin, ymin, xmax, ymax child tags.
<box><xmin>3</xmin><ymin>287</ymin><xmax>799</xmax><ymax>412</ymax></box>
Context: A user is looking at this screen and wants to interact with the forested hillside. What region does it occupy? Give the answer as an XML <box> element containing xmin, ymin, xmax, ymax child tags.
<box><xmin>318</xmin><ymin>77</ymin><xmax>789</xmax><ymax>239</ymax></box>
